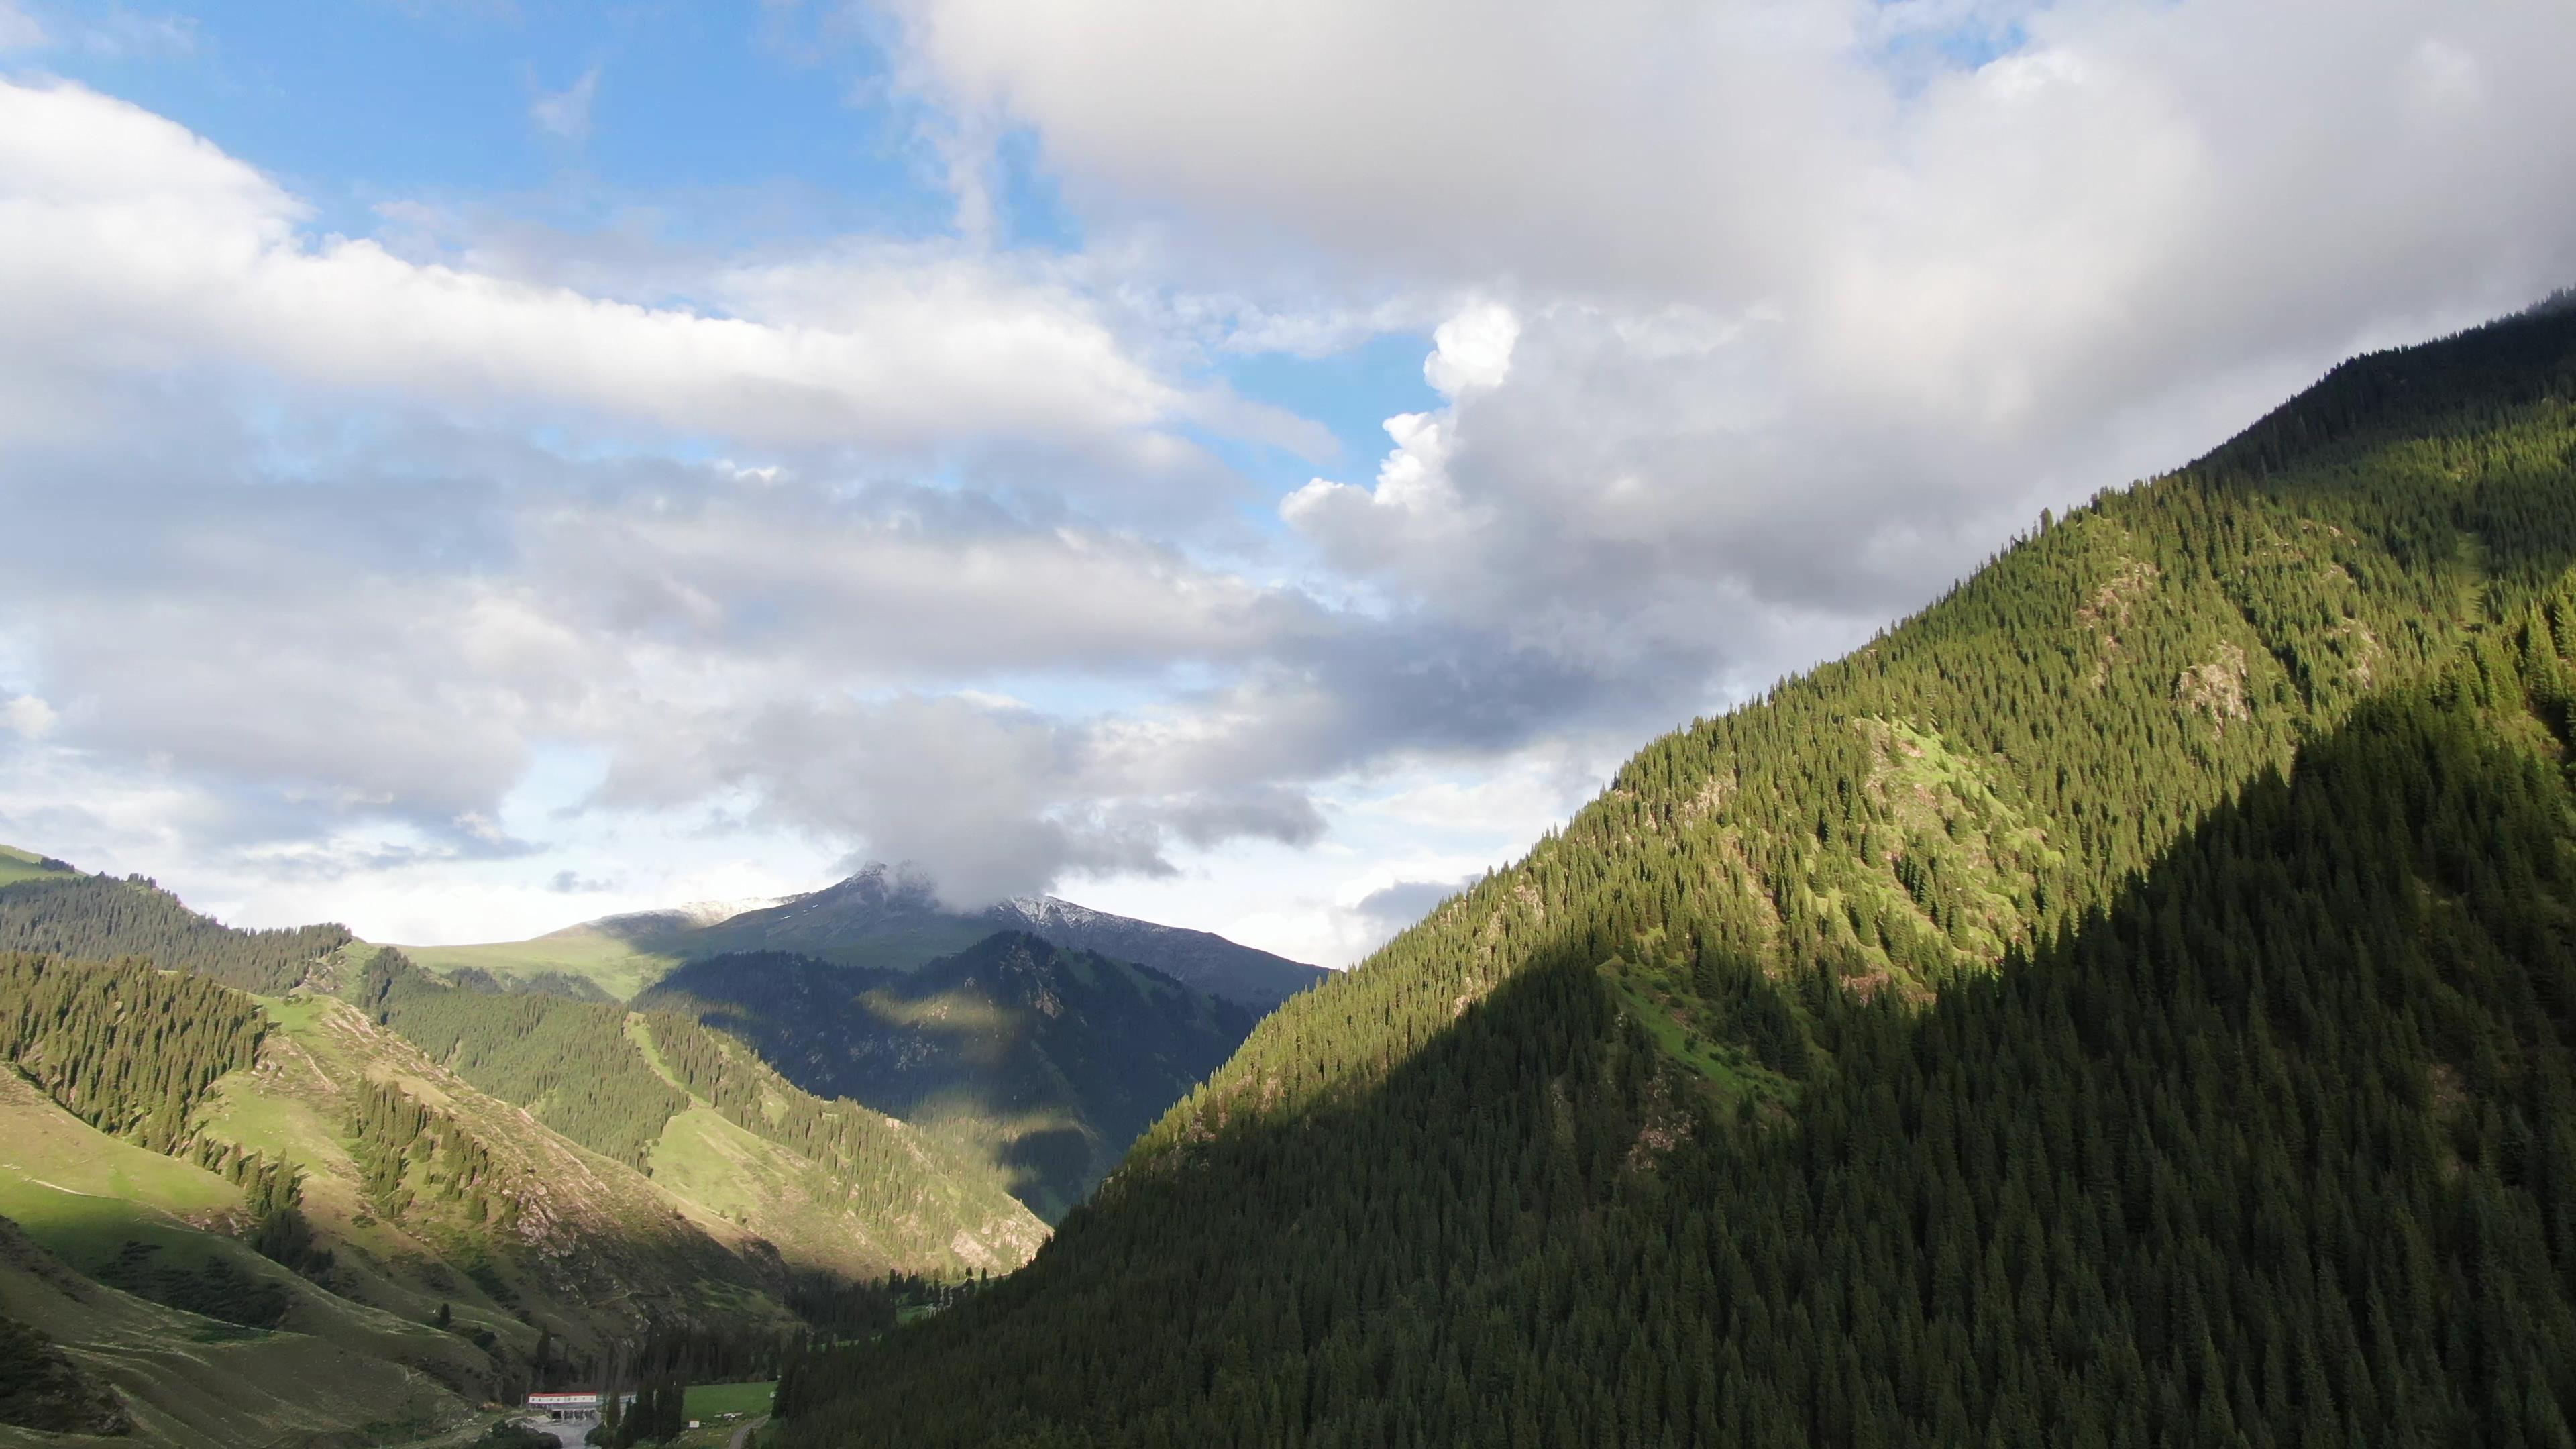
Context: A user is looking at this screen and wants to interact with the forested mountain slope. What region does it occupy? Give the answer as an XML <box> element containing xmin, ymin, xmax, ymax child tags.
<box><xmin>0</xmin><ymin>863</ymin><xmax>1048</xmax><ymax>1419</ymax></box>
<box><xmin>405</xmin><ymin>863</ymin><xmax>1324</xmax><ymax>1008</ymax></box>
<box><xmin>0</xmin><ymin>950</ymin><xmax>798</xmax><ymax>1381</ymax></box>
<box><xmin>0</xmin><ymin>870</ymin><xmax>354</xmax><ymax>994</ymax></box>
<box><xmin>639</xmin><ymin>932</ymin><xmax>1256</xmax><ymax>1219</ymax></box>
<box><xmin>358</xmin><ymin>949</ymin><xmax>1046</xmax><ymax>1273</ymax></box>
<box><xmin>775</xmin><ymin>301</ymin><xmax>2576</xmax><ymax>1446</ymax></box>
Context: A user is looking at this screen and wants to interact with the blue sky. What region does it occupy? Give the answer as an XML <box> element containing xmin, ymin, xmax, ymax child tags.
<box><xmin>1</xmin><ymin>0</ymin><xmax>2569</xmax><ymax>965</ymax></box>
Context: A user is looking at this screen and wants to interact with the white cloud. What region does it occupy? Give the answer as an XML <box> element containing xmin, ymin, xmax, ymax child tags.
<box><xmin>888</xmin><ymin>0</ymin><xmax>2576</xmax><ymax>716</ymax></box>
<box><xmin>2</xmin><ymin>694</ymin><xmax>54</xmax><ymax>740</ymax></box>
<box><xmin>11</xmin><ymin>2</ymin><xmax>2576</xmax><ymax>954</ymax></box>
<box><xmin>0</xmin><ymin>78</ymin><xmax>1212</xmax><ymax>467</ymax></box>
<box><xmin>1423</xmin><ymin>301</ymin><xmax>1519</xmax><ymax>396</ymax></box>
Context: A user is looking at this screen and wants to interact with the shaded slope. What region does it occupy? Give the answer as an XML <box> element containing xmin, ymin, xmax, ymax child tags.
<box><xmin>988</xmin><ymin>897</ymin><xmax>1325</xmax><ymax>1009</ymax></box>
<box><xmin>775</xmin><ymin>303</ymin><xmax>2576</xmax><ymax>1445</ymax></box>
<box><xmin>794</xmin><ymin>645</ymin><xmax>2576</xmax><ymax>1447</ymax></box>
<box><xmin>639</xmin><ymin>933</ymin><xmax>1256</xmax><ymax>1220</ymax></box>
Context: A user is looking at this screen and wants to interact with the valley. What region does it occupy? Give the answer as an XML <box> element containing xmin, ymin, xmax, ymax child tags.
<box><xmin>0</xmin><ymin>849</ymin><xmax>1308</xmax><ymax>1444</ymax></box>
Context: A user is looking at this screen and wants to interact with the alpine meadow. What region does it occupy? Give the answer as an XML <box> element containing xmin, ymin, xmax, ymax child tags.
<box><xmin>6</xmin><ymin>5</ymin><xmax>2576</xmax><ymax>1448</ymax></box>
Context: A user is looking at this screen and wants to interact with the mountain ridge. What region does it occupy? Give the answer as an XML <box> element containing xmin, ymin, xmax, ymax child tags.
<box><xmin>769</xmin><ymin>299</ymin><xmax>2576</xmax><ymax>1446</ymax></box>
<box><xmin>638</xmin><ymin>930</ymin><xmax>1256</xmax><ymax>1220</ymax></box>
<box><xmin>405</xmin><ymin>863</ymin><xmax>1326</xmax><ymax>1009</ymax></box>
<box><xmin>0</xmin><ymin>861</ymin><xmax>1050</xmax><ymax>1426</ymax></box>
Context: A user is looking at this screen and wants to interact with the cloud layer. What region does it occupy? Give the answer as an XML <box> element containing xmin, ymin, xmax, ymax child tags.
<box><xmin>5</xmin><ymin>0</ymin><xmax>2576</xmax><ymax>960</ymax></box>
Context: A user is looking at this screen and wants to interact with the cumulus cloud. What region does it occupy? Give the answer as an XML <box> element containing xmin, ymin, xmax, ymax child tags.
<box><xmin>597</xmin><ymin>692</ymin><xmax>1334</xmax><ymax>908</ymax></box>
<box><xmin>892</xmin><ymin>0</ymin><xmax>2576</xmax><ymax>668</ymax></box>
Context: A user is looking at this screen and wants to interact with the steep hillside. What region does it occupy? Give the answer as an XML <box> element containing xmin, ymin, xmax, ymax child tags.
<box><xmin>0</xmin><ymin>863</ymin><xmax>1051</xmax><ymax>1409</ymax></box>
<box><xmin>0</xmin><ymin>871</ymin><xmax>354</xmax><ymax>994</ymax></box>
<box><xmin>774</xmin><ymin>303</ymin><xmax>2576</xmax><ymax>1445</ymax></box>
<box><xmin>358</xmin><ymin>949</ymin><xmax>1046</xmax><ymax>1273</ymax></box>
<box><xmin>0</xmin><ymin>846</ymin><xmax>70</xmax><ymax>890</ymax></box>
<box><xmin>639</xmin><ymin>933</ymin><xmax>1257</xmax><ymax>1219</ymax></box>
<box><xmin>404</xmin><ymin>864</ymin><xmax>1324</xmax><ymax>1009</ymax></box>
<box><xmin>0</xmin><ymin>949</ymin><xmax>797</xmax><ymax>1377</ymax></box>
<box><xmin>0</xmin><ymin>1211</ymin><xmax>474</xmax><ymax>1447</ymax></box>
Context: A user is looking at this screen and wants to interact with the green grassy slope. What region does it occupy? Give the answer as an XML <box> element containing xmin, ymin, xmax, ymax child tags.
<box><xmin>0</xmin><ymin>857</ymin><xmax>1046</xmax><ymax>1318</ymax></box>
<box><xmin>639</xmin><ymin>936</ymin><xmax>1256</xmax><ymax>1220</ymax></box>
<box><xmin>402</xmin><ymin>925</ymin><xmax>677</xmax><ymax>1004</ymax></box>
<box><xmin>0</xmin><ymin>1228</ymin><xmax>471</xmax><ymax>1448</ymax></box>
<box><xmin>0</xmin><ymin>1069</ymin><xmax>497</xmax><ymax>1410</ymax></box>
<box><xmin>193</xmin><ymin>987</ymin><xmax>807</xmax><ymax>1371</ymax></box>
<box><xmin>630</xmin><ymin>1017</ymin><xmax>1048</xmax><ymax>1277</ymax></box>
<box><xmin>361</xmin><ymin>950</ymin><xmax>1046</xmax><ymax>1275</ymax></box>
<box><xmin>0</xmin><ymin>847</ymin><xmax>69</xmax><ymax>890</ymax></box>
<box><xmin>772</xmin><ymin>303</ymin><xmax>2576</xmax><ymax>1446</ymax></box>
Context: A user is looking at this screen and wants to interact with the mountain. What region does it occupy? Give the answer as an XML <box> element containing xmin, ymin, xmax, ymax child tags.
<box><xmin>0</xmin><ymin>865</ymin><xmax>1048</xmax><ymax>1420</ymax></box>
<box><xmin>985</xmin><ymin>896</ymin><xmax>1326</xmax><ymax>1008</ymax></box>
<box><xmin>402</xmin><ymin>863</ymin><xmax>1326</xmax><ymax>1009</ymax></box>
<box><xmin>767</xmin><ymin>303</ymin><xmax>2576</xmax><ymax>1446</ymax></box>
<box><xmin>638</xmin><ymin>932</ymin><xmax>1258</xmax><ymax>1220</ymax></box>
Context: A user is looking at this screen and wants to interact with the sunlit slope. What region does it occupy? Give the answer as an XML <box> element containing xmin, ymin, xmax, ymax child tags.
<box><xmin>0</xmin><ymin>846</ymin><xmax>69</xmax><ymax>890</ymax></box>
<box><xmin>192</xmin><ymin>988</ymin><xmax>802</xmax><ymax>1366</ymax></box>
<box><xmin>0</xmin><ymin>861</ymin><xmax>1044</xmax><ymax>1316</ymax></box>
<box><xmin>639</xmin><ymin>934</ymin><xmax>1257</xmax><ymax>1220</ymax></box>
<box><xmin>360</xmin><ymin>949</ymin><xmax>1045</xmax><ymax>1275</ymax></box>
<box><xmin>0</xmin><ymin>1065</ymin><xmax>493</xmax><ymax>1383</ymax></box>
<box><xmin>401</xmin><ymin>923</ymin><xmax>676</xmax><ymax>1003</ymax></box>
<box><xmin>775</xmin><ymin>303</ymin><xmax>2576</xmax><ymax>1446</ymax></box>
<box><xmin>1147</xmin><ymin>299</ymin><xmax>2576</xmax><ymax>1140</ymax></box>
<box><xmin>629</xmin><ymin>1017</ymin><xmax>1047</xmax><ymax>1278</ymax></box>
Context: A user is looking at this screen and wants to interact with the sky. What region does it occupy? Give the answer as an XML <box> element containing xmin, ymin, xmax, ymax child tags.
<box><xmin>2</xmin><ymin>0</ymin><xmax>2573</xmax><ymax>967</ymax></box>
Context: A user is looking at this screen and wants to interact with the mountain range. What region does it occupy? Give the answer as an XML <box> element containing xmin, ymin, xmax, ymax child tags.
<box><xmin>0</xmin><ymin>864</ymin><xmax>1051</xmax><ymax>1444</ymax></box>
<box><xmin>0</xmin><ymin>840</ymin><xmax>1311</xmax><ymax>1444</ymax></box>
<box><xmin>13</xmin><ymin>301</ymin><xmax>2576</xmax><ymax>1447</ymax></box>
<box><xmin>403</xmin><ymin>862</ymin><xmax>1327</xmax><ymax>1009</ymax></box>
<box><xmin>766</xmin><ymin>302</ymin><xmax>2576</xmax><ymax>1446</ymax></box>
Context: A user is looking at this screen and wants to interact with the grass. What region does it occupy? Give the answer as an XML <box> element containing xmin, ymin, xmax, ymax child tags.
<box><xmin>0</xmin><ymin>842</ymin><xmax>72</xmax><ymax>888</ymax></box>
<box><xmin>1608</xmin><ymin>975</ymin><xmax>1786</xmax><ymax>1108</ymax></box>
<box><xmin>649</xmin><ymin>1106</ymin><xmax>900</xmax><ymax>1281</ymax></box>
<box><xmin>0</xmin><ymin>1073</ymin><xmax>241</xmax><ymax>1234</ymax></box>
<box><xmin>0</xmin><ymin>1083</ymin><xmax>488</xmax><ymax>1448</ymax></box>
<box><xmin>685</xmin><ymin>1381</ymin><xmax>776</xmax><ymax>1419</ymax></box>
<box><xmin>396</xmin><ymin>926</ymin><xmax>678</xmax><ymax>1002</ymax></box>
